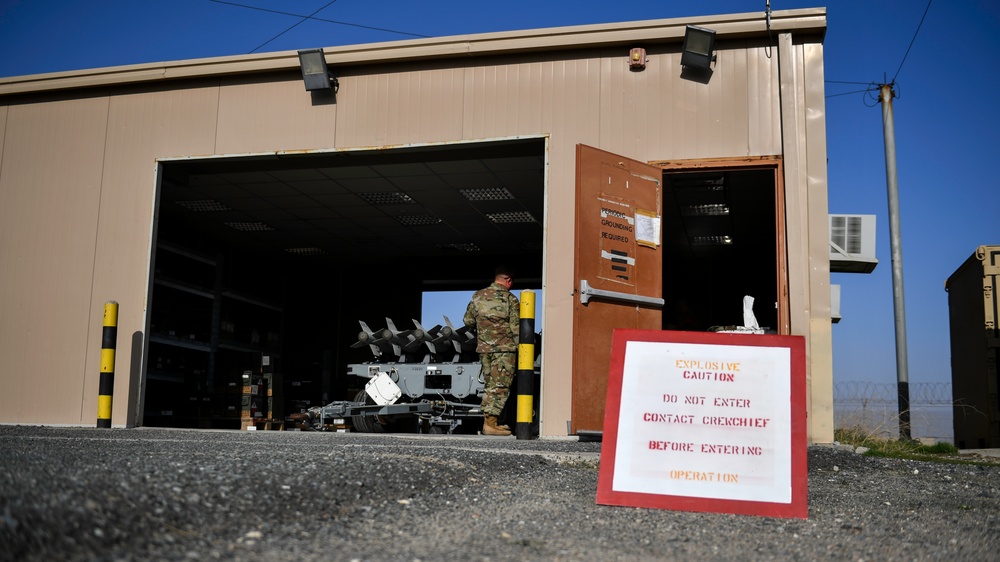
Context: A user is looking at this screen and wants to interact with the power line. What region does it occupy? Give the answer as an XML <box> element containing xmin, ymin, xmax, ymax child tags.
<box><xmin>892</xmin><ymin>0</ymin><xmax>932</xmax><ymax>82</ymax></box>
<box><xmin>248</xmin><ymin>0</ymin><xmax>340</xmax><ymax>53</ymax></box>
<box><xmin>209</xmin><ymin>0</ymin><xmax>430</xmax><ymax>54</ymax></box>
<box><xmin>828</xmin><ymin>0</ymin><xmax>932</xmax><ymax>101</ymax></box>
<box><xmin>826</xmin><ymin>88</ymin><xmax>871</xmax><ymax>99</ymax></box>
<box><xmin>213</xmin><ymin>0</ymin><xmax>428</xmax><ymax>38</ymax></box>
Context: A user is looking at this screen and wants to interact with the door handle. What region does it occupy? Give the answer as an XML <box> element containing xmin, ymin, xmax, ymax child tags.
<box><xmin>579</xmin><ymin>279</ymin><xmax>664</xmax><ymax>307</ymax></box>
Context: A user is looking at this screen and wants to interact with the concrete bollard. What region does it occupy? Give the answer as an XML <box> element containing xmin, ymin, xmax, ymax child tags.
<box><xmin>97</xmin><ymin>301</ymin><xmax>118</xmax><ymax>428</ymax></box>
<box><xmin>516</xmin><ymin>290</ymin><xmax>536</xmax><ymax>440</ymax></box>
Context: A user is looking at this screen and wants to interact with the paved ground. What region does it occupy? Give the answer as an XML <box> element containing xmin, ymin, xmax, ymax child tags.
<box><xmin>1</xmin><ymin>425</ymin><xmax>998</xmax><ymax>561</ymax></box>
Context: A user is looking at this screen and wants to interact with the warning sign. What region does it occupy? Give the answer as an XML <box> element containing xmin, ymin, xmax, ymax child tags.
<box><xmin>597</xmin><ymin>195</ymin><xmax>636</xmax><ymax>286</ymax></box>
<box><xmin>596</xmin><ymin>330</ymin><xmax>807</xmax><ymax>519</ymax></box>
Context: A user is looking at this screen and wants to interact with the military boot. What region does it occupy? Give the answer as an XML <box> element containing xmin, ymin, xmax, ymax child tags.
<box><xmin>483</xmin><ymin>414</ymin><xmax>512</xmax><ymax>436</ymax></box>
<box><xmin>491</xmin><ymin>414</ymin><xmax>511</xmax><ymax>431</ymax></box>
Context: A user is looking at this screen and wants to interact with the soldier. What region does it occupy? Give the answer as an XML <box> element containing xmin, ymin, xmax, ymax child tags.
<box><xmin>464</xmin><ymin>266</ymin><xmax>519</xmax><ymax>436</ymax></box>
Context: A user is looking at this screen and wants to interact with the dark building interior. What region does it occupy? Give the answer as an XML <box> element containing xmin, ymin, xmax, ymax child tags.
<box><xmin>147</xmin><ymin>139</ymin><xmax>779</xmax><ymax>428</ymax></box>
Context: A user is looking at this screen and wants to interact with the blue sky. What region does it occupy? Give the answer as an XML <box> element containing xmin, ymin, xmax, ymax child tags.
<box><xmin>2</xmin><ymin>1</ymin><xmax>998</xmax><ymax>390</ymax></box>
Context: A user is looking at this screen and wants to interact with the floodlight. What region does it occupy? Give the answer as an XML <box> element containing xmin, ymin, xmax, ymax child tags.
<box><xmin>680</xmin><ymin>26</ymin><xmax>717</xmax><ymax>71</ymax></box>
<box><xmin>297</xmin><ymin>49</ymin><xmax>339</xmax><ymax>92</ymax></box>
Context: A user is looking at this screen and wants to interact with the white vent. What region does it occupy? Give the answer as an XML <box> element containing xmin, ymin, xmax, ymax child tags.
<box><xmin>829</xmin><ymin>214</ymin><xmax>877</xmax><ymax>273</ymax></box>
<box><xmin>831</xmin><ymin>216</ymin><xmax>862</xmax><ymax>254</ymax></box>
<box><xmin>831</xmin><ymin>284</ymin><xmax>841</xmax><ymax>323</ymax></box>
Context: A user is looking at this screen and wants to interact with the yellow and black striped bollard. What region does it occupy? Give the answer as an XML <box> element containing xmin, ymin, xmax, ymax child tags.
<box><xmin>97</xmin><ymin>301</ymin><xmax>118</xmax><ymax>428</ymax></box>
<box><xmin>516</xmin><ymin>290</ymin><xmax>536</xmax><ymax>440</ymax></box>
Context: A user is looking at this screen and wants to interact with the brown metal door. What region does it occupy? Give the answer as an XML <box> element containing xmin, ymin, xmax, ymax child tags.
<box><xmin>572</xmin><ymin>144</ymin><xmax>663</xmax><ymax>433</ymax></box>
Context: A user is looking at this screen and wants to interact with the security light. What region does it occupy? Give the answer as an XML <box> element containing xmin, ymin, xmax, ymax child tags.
<box><xmin>680</xmin><ymin>25</ymin><xmax>717</xmax><ymax>71</ymax></box>
<box><xmin>297</xmin><ymin>49</ymin><xmax>339</xmax><ymax>92</ymax></box>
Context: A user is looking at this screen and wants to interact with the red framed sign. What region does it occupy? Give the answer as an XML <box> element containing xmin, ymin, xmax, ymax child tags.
<box><xmin>596</xmin><ymin>330</ymin><xmax>808</xmax><ymax>519</ymax></box>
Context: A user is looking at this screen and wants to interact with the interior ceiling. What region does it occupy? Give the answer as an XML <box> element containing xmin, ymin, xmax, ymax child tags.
<box><xmin>159</xmin><ymin>138</ymin><xmax>773</xmax><ymax>268</ymax></box>
<box><xmin>159</xmin><ymin>139</ymin><xmax>546</xmax><ymax>266</ymax></box>
<box><xmin>662</xmin><ymin>169</ymin><xmax>775</xmax><ymax>257</ymax></box>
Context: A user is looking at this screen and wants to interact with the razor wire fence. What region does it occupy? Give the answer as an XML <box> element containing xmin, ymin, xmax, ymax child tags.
<box><xmin>833</xmin><ymin>382</ymin><xmax>954</xmax><ymax>442</ymax></box>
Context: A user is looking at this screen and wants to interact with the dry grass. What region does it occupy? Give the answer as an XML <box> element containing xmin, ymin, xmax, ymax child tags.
<box><xmin>831</xmin><ymin>425</ymin><xmax>1000</xmax><ymax>466</ymax></box>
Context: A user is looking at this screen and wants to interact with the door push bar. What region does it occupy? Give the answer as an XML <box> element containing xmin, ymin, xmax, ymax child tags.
<box><xmin>579</xmin><ymin>279</ymin><xmax>665</xmax><ymax>307</ymax></box>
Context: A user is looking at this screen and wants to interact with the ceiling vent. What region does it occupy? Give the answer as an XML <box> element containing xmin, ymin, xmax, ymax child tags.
<box><xmin>285</xmin><ymin>247</ymin><xmax>327</xmax><ymax>256</ymax></box>
<box><xmin>461</xmin><ymin>187</ymin><xmax>514</xmax><ymax>201</ymax></box>
<box><xmin>176</xmin><ymin>199</ymin><xmax>231</xmax><ymax>212</ymax></box>
<box><xmin>395</xmin><ymin>214</ymin><xmax>442</xmax><ymax>226</ymax></box>
<box><xmin>487</xmin><ymin>211</ymin><xmax>536</xmax><ymax>224</ymax></box>
<box><xmin>437</xmin><ymin>242</ymin><xmax>481</xmax><ymax>253</ymax></box>
<box><xmin>225</xmin><ymin>221</ymin><xmax>275</xmax><ymax>232</ymax></box>
<box><xmin>830</xmin><ymin>214</ymin><xmax>877</xmax><ymax>273</ymax></box>
<box><xmin>359</xmin><ymin>192</ymin><xmax>413</xmax><ymax>205</ymax></box>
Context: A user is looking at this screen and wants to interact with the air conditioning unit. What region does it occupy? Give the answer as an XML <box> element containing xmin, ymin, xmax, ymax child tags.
<box><xmin>829</xmin><ymin>214</ymin><xmax>878</xmax><ymax>273</ymax></box>
<box><xmin>831</xmin><ymin>284</ymin><xmax>841</xmax><ymax>323</ymax></box>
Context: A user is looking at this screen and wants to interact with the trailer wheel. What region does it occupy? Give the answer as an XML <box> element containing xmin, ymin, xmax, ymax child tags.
<box><xmin>351</xmin><ymin>389</ymin><xmax>387</xmax><ymax>433</ymax></box>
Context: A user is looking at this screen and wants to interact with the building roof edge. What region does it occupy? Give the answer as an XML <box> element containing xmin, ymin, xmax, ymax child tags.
<box><xmin>0</xmin><ymin>8</ymin><xmax>826</xmax><ymax>97</ymax></box>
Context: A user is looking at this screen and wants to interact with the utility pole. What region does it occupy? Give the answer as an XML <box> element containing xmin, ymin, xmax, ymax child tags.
<box><xmin>878</xmin><ymin>82</ymin><xmax>911</xmax><ymax>440</ymax></box>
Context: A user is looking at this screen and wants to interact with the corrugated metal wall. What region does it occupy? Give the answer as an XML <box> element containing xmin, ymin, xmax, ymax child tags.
<box><xmin>1</xmin><ymin>98</ymin><xmax>109</xmax><ymax>424</ymax></box>
<box><xmin>217</xmin><ymin>76</ymin><xmax>338</xmax><ymax>153</ymax></box>
<box><xmin>0</xmin><ymin>21</ymin><xmax>830</xmax><ymax>439</ymax></box>
<box><xmin>778</xmin><ymin>36</ymin><xmax>833</xmax><ymax>442</ymax></box>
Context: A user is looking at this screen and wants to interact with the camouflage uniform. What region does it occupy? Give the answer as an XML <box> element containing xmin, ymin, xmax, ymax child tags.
<box><xmin>464</xmin><ymin>282</ymin><xmax>520</xmax><ymax>416</ymax></box>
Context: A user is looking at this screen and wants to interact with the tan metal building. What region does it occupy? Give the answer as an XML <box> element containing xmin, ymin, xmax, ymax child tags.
<box><xmin>0</xmin><ymin>9</ymin><xmax>834</xmax><ymax>441</ymax></box>
<box><xmin>946</xmin><ymin>245</ymin><xmax>1000</xmax><ymax>448</ymax></box>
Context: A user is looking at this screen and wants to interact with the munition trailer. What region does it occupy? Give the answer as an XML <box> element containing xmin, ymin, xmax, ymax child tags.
<box><xmin>298</xmin><ymin>316</ymin><xmax>536</xmax><ymax>434</ymax></box>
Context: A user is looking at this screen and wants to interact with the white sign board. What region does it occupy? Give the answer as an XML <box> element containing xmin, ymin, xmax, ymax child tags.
<box><xmin>596</xmin><ymin>330</ymin><xmax>807</xmax><ymax>519</ymax></box>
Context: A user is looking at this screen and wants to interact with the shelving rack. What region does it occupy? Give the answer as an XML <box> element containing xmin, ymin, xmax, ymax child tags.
<box><xmin>145</xmin><ymin>242</ymin><xmax>283</xmax><ymax>428</ymax></box>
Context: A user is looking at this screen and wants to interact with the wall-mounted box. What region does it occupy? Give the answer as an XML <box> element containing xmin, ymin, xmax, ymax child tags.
<box><xmin>946</xmin><ymin>245</ymin><xmax>1000</xmax><ymax>448</ymax></box>
<box><xmin>830</xmin><ymin>214</ymin><xmax>877</xmax><ymax>273</ymax></box>
<box><xmin>831</xmin><ymin>284</ymin><xmax>841</xmax><ymax>324</ymax></box>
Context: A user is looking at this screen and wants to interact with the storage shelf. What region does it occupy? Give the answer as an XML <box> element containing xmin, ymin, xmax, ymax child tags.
<box><xmin>148</xmin><ymin>241</ymin><xmax>284</xmax><ymax>429</ymax></box>
<box><xmin>146</xmin><ymin>369</ymin><xmax>186</xmax><ymax>383</ymax></box>
<box><xmin>221</xmin><ymin>289</ymin><xmax>282</xmax><ymax>311</ymax></box>
<box><xmin>219</xmin><ymin>340</ymin><xmax>280</xmax><ymax>355</ymax></box>
<box><xmin>154</xmin><ymin>277</ymin><xmax>214</xmax><ymax>299</ymax></box>
<box><xmin>156</xmin><ymin>242</ymin><xmax>217</xmax><ymax>266</ymax></box>
<box><xmin>149</xmin><ymin>332</ymin><xmax>280</xmax><ymax>356</ymax></box>
<box><xmin>150</xmin><ymin>333</ymin><xmax>212</xmax><ymax>352</ymax></box>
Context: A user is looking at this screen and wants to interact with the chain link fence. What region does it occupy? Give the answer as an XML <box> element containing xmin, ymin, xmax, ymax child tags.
<box><xmin>833</xmin><ymin>382</ymin><xmax>954</xmax><ymax>442</ymax></box>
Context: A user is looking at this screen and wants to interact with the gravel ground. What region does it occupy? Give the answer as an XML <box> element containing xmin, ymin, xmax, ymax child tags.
<box><xmin>1</xmin><ymin>425</ymin><xmax>998</xmax><ymax>561</ymax></box>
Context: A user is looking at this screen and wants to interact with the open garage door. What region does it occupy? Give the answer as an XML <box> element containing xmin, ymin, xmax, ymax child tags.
<box><xmin>572</xmin><ymin>145</ymin><xmax>663</xmax><ymax>434</ymax></box>
<box><xmin>144</xmin><ymin>138</ymin><xmax>546</xmax><ymax>429</ymax></box>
